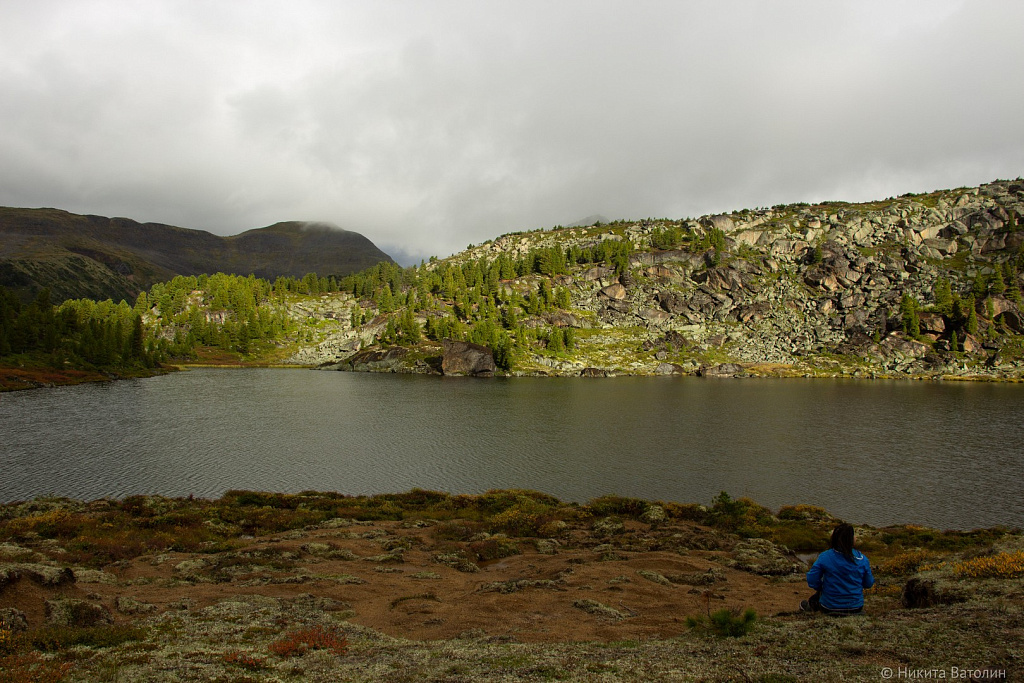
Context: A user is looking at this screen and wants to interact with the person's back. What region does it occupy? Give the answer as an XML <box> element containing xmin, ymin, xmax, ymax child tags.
<box><xmin>806</xmin><ymin>547</ymin><xmax>874</xmax><ymax>611</ymax></box>
<box><xmin>802</xmin><ymin>523</ymin><xmax>874</xmax><ymax>614</ymax></box>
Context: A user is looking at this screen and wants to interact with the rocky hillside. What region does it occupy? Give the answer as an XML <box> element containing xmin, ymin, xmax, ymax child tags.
<box><xmin>0</xmin><ymin>208</ymin><xmax>394</xmax><ymax>303</ymax></box>
<box><xmin>278</xmin><ymin>178</ymin><xmax>1024</xmax><ymax>380</ymax></box>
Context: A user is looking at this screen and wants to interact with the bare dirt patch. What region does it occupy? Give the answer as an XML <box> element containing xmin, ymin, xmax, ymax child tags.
<box><xmin>2</xmin><ymin>519</ymin><xmax>807</xmax><ymax>644</ymax></box>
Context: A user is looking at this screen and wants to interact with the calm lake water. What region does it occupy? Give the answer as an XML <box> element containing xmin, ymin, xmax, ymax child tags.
<box><xmin>1</xmin><ymin>368</ymin><xmax>1022</xmax><ymax>530</ymax></box>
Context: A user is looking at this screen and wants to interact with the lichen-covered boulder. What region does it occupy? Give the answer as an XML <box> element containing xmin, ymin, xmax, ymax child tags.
<box><xmin>342</xmin><ymin>346</ymin><xmax>409</xmax><ymax>372</ymax></box>
<box><xmin>0</xmin><ymin>563</ymin><xmax>75</xmax><ymax>589</ymax></box>
<box><xmin>640</xmin><ymin>505</ymin><xmax>667</xmax><ymax>524</ymax></box>
<box><xmin>729</xmin><ymin>538</ymin><xmax>803</xmax><ymax>576</ymax></box>
<box><xmin>599</xmin><ymin>283</ymin><xmax>627</xmax><ymax>300</ymax></box>
<box><xmin>115</xmin><ymin>596</ymin><xmax>158</xmax><ymax>615</ymax></box>
<box><xmin>593</xmin><ymin>517</ymin><xmax>625</xmax><ymax>538</ymax></box>
<box><xmin>441</xmin><ymin>340</ymin><xmax>496</xmax><ymax>377</ymax></box>
<box><xmin>45</xmin><ymin>598</ymin><xmax>113</xmax><ymax>627</ymax></box>
<box><xmin>698</xmin><ymin>363</ymin><xmax>744</xmax><ymax>378</ymax></box>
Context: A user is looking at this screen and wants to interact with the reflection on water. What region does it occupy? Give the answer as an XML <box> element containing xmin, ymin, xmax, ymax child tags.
<box><xmin>2</xmin><ymin>369</ymin><xmax>1022</xmax><ymax>529</ymax></box>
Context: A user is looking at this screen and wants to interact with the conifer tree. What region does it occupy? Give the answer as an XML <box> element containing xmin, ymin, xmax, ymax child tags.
<box><xmin>130</xmin><ymin>314</ymin><xmax>145</xmax><ymax>359</ymax></box>
<box><xmin>547</xmin><ymin>328</ymin><xmax>564</xmax><ymax>353</ymax></box>
<box><xmin>991</xmin><ymin>268</ymin><xmax>1006</xmax><ymax>295</ymax></box>
<box><xmin>399</xmin><ymin>307</ymin><xmax>421</xmax><ymax>344</ymax></box>
<box><xmin>900</xmin><ymin>293</ymin><xmax>920</xmax><ymax>339</ymax></box>
<box><xmin>967</xmin><ymin>298</ymin><xmax>979</xmax><ymax>336</ymax></box>
<box><xmin>933</xmin><ymin>277</ymin><xmax>953</xmax><ymax>316</ymax></box>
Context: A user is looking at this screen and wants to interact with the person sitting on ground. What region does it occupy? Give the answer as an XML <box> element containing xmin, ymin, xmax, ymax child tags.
<box><xmin>801</xmin><ymin>522</ymin><xmax>874</xmax><ymax>615</ymax></box>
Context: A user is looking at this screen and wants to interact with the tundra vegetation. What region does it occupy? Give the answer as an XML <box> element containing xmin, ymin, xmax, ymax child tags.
<box><xmin>0</xmin><ymin>490</ymin><xmax>1020</xmax><ymax>681</ymax></box>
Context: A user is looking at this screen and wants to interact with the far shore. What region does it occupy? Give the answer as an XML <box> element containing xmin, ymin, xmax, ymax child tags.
<box><xmin>7</xmin><ymin>357</ymin><xmax>1024</xmax><ymax>393</ymax></box>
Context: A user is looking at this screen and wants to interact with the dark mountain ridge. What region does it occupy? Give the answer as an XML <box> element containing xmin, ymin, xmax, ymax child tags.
<box><xmin>0</xmin><ymin>207</ymin><xmax>395</xmax><ymax>302</ymax></box>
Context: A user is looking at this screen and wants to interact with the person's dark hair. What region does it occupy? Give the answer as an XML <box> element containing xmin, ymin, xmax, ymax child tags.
<box><xmin>830</xmin><ymin>523</ymin><xmax>855</xmax><ymax>561</ymax></box>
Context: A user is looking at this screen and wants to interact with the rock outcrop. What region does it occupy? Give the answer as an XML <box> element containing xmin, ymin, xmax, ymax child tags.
<box><xmin>441</xmin><ymin>340</ymin><xmax>496</xmax><ymax>377</ymax></box>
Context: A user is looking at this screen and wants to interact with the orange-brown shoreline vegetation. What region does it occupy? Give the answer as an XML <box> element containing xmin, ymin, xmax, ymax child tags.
<box><xmin>1</xmin><ymin>490</ymin><xmax>1014</xmax><ymax>569</ymax></box>
<box><xmin>0</xmin><ymin>363</ymin><xmax>172</xmax><ymax>392</ymax></box>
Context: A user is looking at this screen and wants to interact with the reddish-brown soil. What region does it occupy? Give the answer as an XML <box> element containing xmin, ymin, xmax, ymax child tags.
<box><xmin>1</xmin><ymin>519</ymin><xmax>808</xmax><ymax>643</ymax></box>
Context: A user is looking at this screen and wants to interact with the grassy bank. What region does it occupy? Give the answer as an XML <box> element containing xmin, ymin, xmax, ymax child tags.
<box><xmin>0</xmin><ymin>360</ymin><xmax>171</xmax><ymax>392</ymax></box>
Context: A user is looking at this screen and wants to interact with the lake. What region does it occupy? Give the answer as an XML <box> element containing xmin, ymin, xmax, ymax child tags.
<box><xmin>1</xmin><ymin>368</ymin><xmax>1022</xmax><ymax>530</ymax></box>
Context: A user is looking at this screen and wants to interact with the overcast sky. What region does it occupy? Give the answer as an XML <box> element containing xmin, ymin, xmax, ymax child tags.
<box><xmin>1</xmin><ymin>1</ymin><xmax>1023</xmax><ymax>264</ymax></box>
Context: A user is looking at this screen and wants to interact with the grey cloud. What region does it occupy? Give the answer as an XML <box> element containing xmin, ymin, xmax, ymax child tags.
<box><xmin>0</xmin><ymin>1</ymin><xmax>1022</xmax><ymax>265</ymax></box>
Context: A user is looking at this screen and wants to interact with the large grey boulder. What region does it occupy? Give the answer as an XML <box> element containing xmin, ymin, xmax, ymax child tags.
<box><xmin>599</xmin><ymin>283</ymin><xmax>627</xmax><ymax>300</ymax></box>
<box><xmin>658</xmin><ymin>291</ymin><xmax>688</xmax><ymax>314</ymax></box>
<box><xmin>442</xmin><ymin>340</ymin><xmax>496</xmax><ymax>377</ymax></box>
<box><xmin>702</xmin><ymin>214</ymin><xmax>735</xmax><ymax>232</ymax></box>
<box><xmin>340</xmin><ymin>346</ymin><xmax>409</xmax><ymax>372</ymax></box>
<box><xmin>729</xmin><ymin>539</ymin><xmax>803</xmax><ymax>576</ymax></box>
<box><xmin>0</xmin><ymin>563</ymin><xmax>75</xmax><ymax>589</ymax></box>
<box><xmin>698</xmin><ymin>363</ymin><xmax>744</xmax><ymax>378</ymax></box>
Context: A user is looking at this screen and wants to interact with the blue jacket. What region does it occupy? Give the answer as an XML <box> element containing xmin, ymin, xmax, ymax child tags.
<box><xmin>807</xmin><ymin>548</ymin><xmax>874</xmax><ymax>610</ymax></box>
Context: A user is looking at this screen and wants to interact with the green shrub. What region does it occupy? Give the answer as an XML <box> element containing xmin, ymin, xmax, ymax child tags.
<box><xmin>469</xmin><ymin>537</ymin><xmax>521</xmax><ymax>561</ymax></box>
<box><xmin>27</xmin><ymin>625</ymin><xmax>146</xmax><ymax>652</ymax></box>
<box><xmin>476</xmin><ymin>489</ymin><xmax>559</xmax><ymax>515</ymax></box>
<box><xmin>488</xmin><ymin>506</ymin><xmax>542</xmax><ymax>537</ymax></box>
<box><xmin>586</xmin><ymin>495</ymin><xmax>649</xmax><ymax>518</ymax></box>
<box><xmin>770</xmin><ymin>523</ymin><xmax>829</xmax><ymax>552</ymax></box>
<box><xmin>686</xmin><ymin>608</ymin><xmax>757</xmax><ymax>638</ymax></box>
<box><xmin>432</xmin><ymin>521</ymin><xmax>484</xmax><ymax>542</ymax></box>
<box><xmin>706</xmin><ymin>492</ymin><xmax>774</xmax><ymax>535</ymax></box>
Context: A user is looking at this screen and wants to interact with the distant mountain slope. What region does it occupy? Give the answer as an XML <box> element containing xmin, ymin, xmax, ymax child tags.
<box><xmin>0</xmin><ymin>208</ymin><xmax>395</xmax><ymax>302</ymax></box>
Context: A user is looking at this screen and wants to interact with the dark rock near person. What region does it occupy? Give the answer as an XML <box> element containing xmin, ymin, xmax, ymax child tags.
<box><xmin>901</xmin><ymin>578</ymin><xmax>940</xmax><ymax>608</ymax></box>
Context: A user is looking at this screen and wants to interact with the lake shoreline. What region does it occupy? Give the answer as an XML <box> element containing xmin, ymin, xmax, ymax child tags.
<box><xmin>0</xmin><ymin>362</ymin><xmax>174</xmax><ymax>392</ymax></box>
<box><xmin>5</xmin><ymin>357</ymin><xmax>1023</xmax><ymax>394</ymax></box>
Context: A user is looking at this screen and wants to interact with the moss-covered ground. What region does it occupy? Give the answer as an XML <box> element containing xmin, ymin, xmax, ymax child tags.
<box><xmin>0</xmin><ymin>491</ymin><xmax>1020</xmax><ymax>681</ymax></box>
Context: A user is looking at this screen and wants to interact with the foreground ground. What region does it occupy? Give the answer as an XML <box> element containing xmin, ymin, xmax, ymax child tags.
<box><xmin>0</xmin><ymin>490</ymin><xmax>1020</xmax><ymax>681</ymax></box>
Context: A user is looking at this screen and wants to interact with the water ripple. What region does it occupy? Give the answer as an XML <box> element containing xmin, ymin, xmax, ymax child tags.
<box><xmin>2</xmin><ymin>369</ymin><xmax>1023</xmax><ymax>529</ymax></box>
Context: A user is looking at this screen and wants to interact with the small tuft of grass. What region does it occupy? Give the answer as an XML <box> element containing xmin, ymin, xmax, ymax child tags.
<box><xmin>686</xmin><ymin>607</ymin><xmax>757</xmax><ymax>638</ymax></box>
<box><xmin>24</xmin><ymin>625</ymin><xmax>146</xmax><ymax>652</ymax></box>
<box><xmin>390</xmin><ymin>593</ymin><xmax>440</xmax><ymax>609</ymax></box>
<box><xmin>572</xmin><ymin>599</ymin><xmax>626</xmax><ymax>621</ymax></box>
<box><xmin>222</xmin><ymin>650</ymin><xmax>267</xmax><ymax>671</ymax></box>
<box><xmin>268</xmin><ymin>624</ymin><xmax>347</xmax><ymax>658</ymax></box>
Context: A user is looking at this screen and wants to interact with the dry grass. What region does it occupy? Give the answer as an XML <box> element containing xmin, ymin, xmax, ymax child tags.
<box><xmin>952</xmin><ymin>551</ymin><xmax>1024</xmax><ymax>579</ymax></box>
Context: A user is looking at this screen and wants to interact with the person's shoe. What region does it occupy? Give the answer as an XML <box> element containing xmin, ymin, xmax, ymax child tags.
<box><xmin>799</xmin><ymin>600</ymin><xmax>811</xmax><ymax>612</ymax></box>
